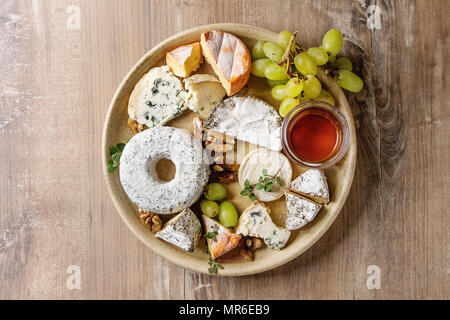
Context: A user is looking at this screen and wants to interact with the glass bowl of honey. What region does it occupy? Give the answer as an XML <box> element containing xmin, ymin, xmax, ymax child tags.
<box><xmin>281</xmin><ymin>100</ymin><xmax>350</xmax><ymax>169</ymax></box>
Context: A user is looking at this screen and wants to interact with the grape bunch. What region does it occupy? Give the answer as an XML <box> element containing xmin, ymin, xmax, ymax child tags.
<box><xmin>251</xmin><ymin>29</ymin><xmax>364</xmax><ymax>117</ymax></box>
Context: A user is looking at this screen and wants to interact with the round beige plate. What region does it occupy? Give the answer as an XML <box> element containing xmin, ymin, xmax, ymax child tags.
<box><xmin>102</xmin><ymin>23</ymin><xmax>357</xmax><ymax>276</ymax></box>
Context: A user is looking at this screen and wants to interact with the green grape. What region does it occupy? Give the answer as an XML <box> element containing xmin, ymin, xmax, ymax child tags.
<box><xmin>263</xmin><ymin>42</ymin><xmax>285</xmax><ymax>63</ymax></box>
<box><xmin>316</xmin><ymin>89</ymin><xmax>336</xmax><ymax>105</ymax></box>
<box><xmin>328</xmin><ymin>53</ymin><xmax>337</xmax><ymax>63</ymax></box>
<box><xmin>294</xmin><ymin>52</ymin><xmax>317</xmax><ymax>76</ymax></box>
<box><xmin>307</xmin><ymin>47</ymin><xmax>328</xmax><ymax>66</ymax></box>
<box><xmin>298</xmin><ymin>92</ymin><xmax>312</xmax><ymax>103</ymax></box>
<box><xmin>251</xmin><ymin>58</ymin><xmax>272</xmax><ymax>77</ymax></box>
<box><xmin>252</xmin><ymin>40</ymin><xmax>266</xmax><ymax>60</ymax></box>
<box><xmin>277</xmin><ymin>30</ymin><xmax>292</xmax><ymax>47</ymax></box>
<box><xmin>279</xmin><ymin>97</ymin><xmax>300</xmax><ymax>118</ymax></box>
<box><xmin>322</xmin><ymin>28</ymin><xmax>343</xmax><ymax>56</ymax></box>
<box><xmin>336</xmin><ymin>70</ymin><xmax>363</xmax><ymax>92</ymax></box>
<box><xmin>218</xmin><ymin>201</ymin><xmax>238</xmax><ymax>228</ymax></box>
<box><xmin>271</xmin><ymin>85</ymin><xmax>287</xmax><ymax>100</ymax></box>
<box><xmin>200</xmin><ymin>199</ymin><xmax>219</xmax><ymax>218</ymax></box>
<box><xmin>204</xmin><ymin>182</ymin><xmax>227</xmax><ymax>201</ymax></box>
<box><xmin>303</xmin><ymin>75</ymin><xmax>321</xmax><ymax>98</ymax></box>
<box><xmin>264</xmin><ymin>63</ymin><xmax>288</xmax><ymax>80</ymax></box>
<box><xmin>333</xmin><ymin>57</ymin><xmax>352</xmax><ymax>71</ymax></box>
<box><xmin>285</xmin><ymin>77</ymin><xmax>304</xmax><ymax>98</ymax></box>
<box><xmin>266</xmin><ymin>78</ymin><xmax>288</xmax><ymax>87</ymax></box>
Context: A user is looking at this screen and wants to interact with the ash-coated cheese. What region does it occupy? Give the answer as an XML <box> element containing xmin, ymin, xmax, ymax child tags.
<box><xmin>204</xmin><ymin>96</ymin><xmax>282</xmax><ymax>151</ymax></box>
<box><xmin>128</xmin><ymin>65</ymin><xmax>188</xmax><ymax>128</ymax></box>
<box><xmin>155</xmin><ymin>208</ymin><xmax>202</xmax><ymax>252</ymax></box>
<box><xmin>119</xmin><ymin>126</ymin><xmax>210</xmax><ymax>214</ymax></box>
<box><xmin>285</xmin><ymin>191</ymin><xmax>323</xmax><ymax>231</ymax></box>
<box><xmin>234</xmin><ymin>202</ymin><xmax>290</xmax><ymax>250</ymax></box>
<box><xmin>289</xmin><ymin>169</ymin><xmax>330</xmax><ymax>204</ymax></box>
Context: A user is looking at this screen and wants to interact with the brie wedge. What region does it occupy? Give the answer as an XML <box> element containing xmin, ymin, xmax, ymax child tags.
<box><xmin>184</xmin><ymin>74</ymin><xmax>226</xmax><ymax>119</ymax></box>
<box><xmin>204</xmin><ymin>96</ymin><xmax>282</xmax><ymax>151</ymax></box>
<box><xmin>289</xmin><ymin>169</ymin><xmax>330</xmax><ymax>204</ymax></box>
<box><xmin>155</xmin><ymin>208</ymin><xmax>202</xmax><ymax>252</ymax></box>
<box><xmin>235</xmin><ymin>202</ymin><xmax>290</xmax><ymax>250</ymax></box>
<box><xmin>128</xmin><ymin>65</ymin><xmax>187</xmax><ymax>128</ymax></box>
<box><xmin>285</xmin><ymin>190</ymin><xmax>323</xmax><ymax>231</ymax></box>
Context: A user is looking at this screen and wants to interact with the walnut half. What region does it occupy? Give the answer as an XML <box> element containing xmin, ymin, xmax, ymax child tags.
<box><xmin>239</xmin><ymin>236</ymin><xmax>265</xmax><ymax>261</ymax></box>
<box><xmin>139</xmin><ymin>209</ymin><xmax>162</xmax><ymax>233</ymax></box>
<box><xmin>128</xmin><ymin>118</ymin><xmax>148</xmax><ymax>135</ymax></box>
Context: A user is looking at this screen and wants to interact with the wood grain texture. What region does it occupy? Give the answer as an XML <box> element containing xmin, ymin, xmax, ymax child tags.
<box><xmin>0</xmin><ymin>0</ymin><xmax>448</xmax><ymax>299</ymax></box>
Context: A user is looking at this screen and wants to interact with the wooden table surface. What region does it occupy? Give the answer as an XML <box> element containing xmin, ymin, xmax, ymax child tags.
<box><xmin>0</xmin><ymin>0</ymin><xmax>448</xmax><ymax>300</ymax></box>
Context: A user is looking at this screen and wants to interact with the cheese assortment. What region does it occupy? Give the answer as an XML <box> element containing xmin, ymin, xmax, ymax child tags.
<box><xmin>114</xmin><ymin>29</ymin><xmax>344</xmax><ymax>274</ymax></box>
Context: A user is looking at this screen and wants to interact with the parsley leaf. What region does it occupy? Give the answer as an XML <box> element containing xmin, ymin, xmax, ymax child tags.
<box><xmin>107</xmin><ymin>141</ymin><xmax>128</xmax><ymax>173</ymax></box>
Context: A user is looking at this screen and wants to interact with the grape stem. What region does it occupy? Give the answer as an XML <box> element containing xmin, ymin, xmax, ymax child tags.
<box><xmin>279</xmin><ymin>31</ymin><xmax>297</xmax><ymax>65</ymax></box>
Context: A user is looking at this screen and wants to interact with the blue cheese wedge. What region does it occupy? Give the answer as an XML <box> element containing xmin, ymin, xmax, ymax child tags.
<box><xmin>289</xmin><ymin>169</ymin><xmax>330</xmax><ymax>204</ymax></box>
<box><xmin>128</xmin><ymin>65</ymin><xmax>187</xmax><ymax>128</ymax></box>
<box><xmin>234</xmin><ymin>202</ymin><xmax>290</xmax><ymax>249</ymax></box>
<box><xmin>203</xmin><ymin>96</ymin><xmax>282</xmax><ymax>151</ymax></box>
<box><xmin>155</xmin><ymin>208</ymin><xmax>202</xmax><ymax>252</ymax></box>
<box><xmin>285</xmin><ymin>190</ymin><xmax>323</xmax><ymax>231</ymax></box>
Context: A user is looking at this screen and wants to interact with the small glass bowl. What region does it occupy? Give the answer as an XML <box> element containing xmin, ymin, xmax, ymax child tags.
<box><xmin>281</xmin><ymin>100</ymin><xmax>351</xmax><ymax>169</ymax></box>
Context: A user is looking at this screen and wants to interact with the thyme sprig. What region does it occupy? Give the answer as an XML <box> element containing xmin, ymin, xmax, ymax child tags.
<box><xmin>240</xmin><ymin>168</ymin><xmax>284</xmax><ymax>202</ymax></box>
<box><xmin>107</xmin><ymin>142</ymin><xmax>127</xmax><ymax>172</ymax></box>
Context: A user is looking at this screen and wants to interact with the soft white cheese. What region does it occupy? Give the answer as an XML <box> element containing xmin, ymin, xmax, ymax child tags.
<box><xmin>289</xmin><ymin>169</ymin><xmax>330</xmax><ymax>204</ymax></box>
<box><xmin>204</xmin><ymin>96</ymin><xmax>282</xmax><ymax>151</ymax></box>
<box><xmin>285</xmin><ymin>191</ymin><xmax>323</xmax><ymax>230</ymax></box>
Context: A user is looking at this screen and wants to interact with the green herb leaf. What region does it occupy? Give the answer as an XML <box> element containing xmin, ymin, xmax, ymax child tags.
<box><xmin>264</xmin><ymin>177</ymin><xmax>271</xmax><ymax>184</ymax></box>
<box><xmin>258</xmin><ymin>176</ymin><xmax>264</xmax><ymax>182</ymax></box>
<box><xmin>117</xmin><ymin>143</ymin><xmax>126</xmax><ymax>152</ymax></box>
<box><xmin>111</xmin><ymin>153</ymin><xmax>121</xmax><ymax>162</ymax></box>
<box><xmin>107</xmin><ymin>163</ymin><xmax>116</xmax><ymax>172</ymax></box>
<box><xmin>244</xmin><ymin>179</ymin><xmax>251</xmax><ymax>188</ymax></box>
<box><xmin>255</xmin><ymin>183</ymin><xmax>264</xmax><ymax>190</ymax></box>
<box><xmin>249</xmin><ymin>193</ymin><xmax>256</xmax><ymax>202</ymax></box>
<box><xmin>276</xmin><ymin>176</ymin><xmax>283</xmax><ymax>186</ymax></box>
<box><xmin>109</xmin><ymin>146</ymin><xmax>118</xmax><ymax>156</ymax></box>
<box><xmin>264</xmin><ymin>182</ymin><xmax>273</xmax><ymax>192</ymax></box>
<box><xmin>240</xmin><ymin>189</ymin><xmax>249</xmax><ymax>196</ymax></box>
<box><xmin>262</xmin><ymin>168</ymin><xmax>269</xmax><ymax>176</ymax></box>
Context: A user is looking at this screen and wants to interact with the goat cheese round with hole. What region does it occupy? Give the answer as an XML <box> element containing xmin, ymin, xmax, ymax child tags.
<box><xmin>119</xmin><ymin>126</ymin><xmax>210</xmax><ymax>214</ymax></box>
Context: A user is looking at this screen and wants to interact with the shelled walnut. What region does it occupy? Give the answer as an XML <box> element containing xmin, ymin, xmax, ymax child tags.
<box><xmin>128</xmin><ymin>118</ymin><xmax>148</xmax><ymax>135</ymax></box>
<box><xmin>239</xmin><ymin>236</ymin><xmax>264</xmax><ymax>261</ymax></box>
<box><xmin>139</xmin><ymin>209</ymin><xmax>162</xmax><ymax>233</ymax></box>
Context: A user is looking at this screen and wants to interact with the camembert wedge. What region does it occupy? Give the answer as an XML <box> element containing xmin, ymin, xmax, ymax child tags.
<box><xmin>235</xmin><ymin>202</ymin><xmax>290</xmax><ymax>250</ymax></box>
<box><xmin>155</xmin><ymin>208</ymin><xmax>202</xmax><ymax>252</ymax></box>
<box><xmin>166</xmin><ymin>42</ymin><xmax>203</xmax><ymax>78</ymax></box>
<box><xmin>202</xmin><ymin>215</ymin><xmax>241</xmax><ymax>259</ymax></box>
<box><xmin>289</xmin><ymin>169</ymin><xmax>330</xmax><ymax>204</ymax></box>
<box><xmin>200</xmin><ymin>30</ymin><xmax>251</xmax><ymax>96</ymax></box>
<box><xmin>285</xmin><ymin>190</ymin><xmax>323</xmax><ymax>231</ymax></box>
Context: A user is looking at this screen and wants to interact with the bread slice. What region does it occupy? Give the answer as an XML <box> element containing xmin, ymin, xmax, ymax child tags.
<box><xmin>284</xmin><ymin>190</ymin><xmax>323</xmax><ymax>231</ymax></box>
<box><xmin>289</xmin><ymin>169</ymin><xmax>330</xmax><ymax>204</ymax></box>
<box><xmin>200</xmin><ymin>30</ymin><xmax>251</xmax><ymax>96</ymax></box>
<box><xmin>166</xmin><ymin>42</ymin><xmax>203</xmax><ymax>78</ymax></box>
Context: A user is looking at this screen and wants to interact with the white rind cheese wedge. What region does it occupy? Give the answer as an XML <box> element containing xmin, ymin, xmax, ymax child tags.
<box><xmin>128</xmin><ymin>65</ymin><xmax>187</xmax><ymax>128</ymax></box>
<box><xmin>204</xmin><ymin>96</ymin><xmax>282</xmax><ymax>151</ymax></box>
<box><xmin>238</xmin><ymin>148</ymin><xmax>292</xmax><ymax>202</ymax></box>
<box><xmin>184</xmin><ymin>74</ymin><xmax>227</xmax><ymax>119</ymax></box>
<box><xmin>235</xmin><ymin>202</ymin><xmax>290</xmax><ymax>250</ymax></box>
<box><xmin>155</xmin><ymin>208</ymin><xmax>202</xmax><ymax>252</ymax></box>
<box><xmin>200</xmin><ymin>30</ymin><xmax>251</xmax><ymax>96</ymax></box>
<box><xmin>289</xmin><ymin>169</ymin><xmax>330</xmax><ymax>204</ymax></box>
<box><xmin>285</xmin><ymin>190</ymin><xmax>323</xmax><ymax>231</ymax></box>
